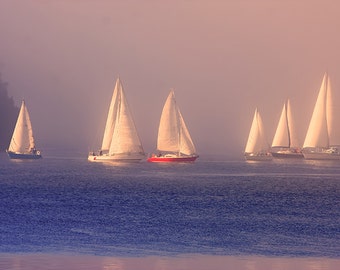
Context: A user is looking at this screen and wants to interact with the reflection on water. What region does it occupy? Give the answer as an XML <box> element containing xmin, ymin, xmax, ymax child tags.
<box><xmin>1</xmin><ymin>154</ymin><xmax>340</xmax><ymax>266</ymax></box>
<box><xmin>0</xmin><ymin>254</ymin><xmax>339</xmax><ymax>270</ymax></box>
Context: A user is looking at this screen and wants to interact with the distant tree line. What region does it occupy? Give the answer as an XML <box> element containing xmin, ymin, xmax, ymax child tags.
<box><xmin>0</xmin><ymin>74</ymin><xmax>19</xmax><ymax>151</ymax></box>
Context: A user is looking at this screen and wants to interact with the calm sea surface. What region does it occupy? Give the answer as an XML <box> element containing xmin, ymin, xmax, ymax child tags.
<box><xmin>0</xmin><ymin>152</ymin><xmax>339</xmax><ymax>268</ymax></box>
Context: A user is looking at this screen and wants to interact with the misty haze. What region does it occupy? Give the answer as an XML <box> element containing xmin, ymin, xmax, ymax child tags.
<box><xmin>1</xmin><ymin>1</ymin><xmax>340</xmax><ymax>158</ymax></box>
<box><xmin>1</xmin><ymin>2</ymin><xmax>340</xmax><ymax>270</ymax></box>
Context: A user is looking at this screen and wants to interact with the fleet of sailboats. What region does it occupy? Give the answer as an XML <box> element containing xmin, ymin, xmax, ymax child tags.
<box><xmin>244</xmin><ymin>72</ymin><xmax>340</xmax><ymax>161</ymax></box>
<box><xmin>88</xmin><ymin>78</ymin><xmax>145</xmax><ymax>162</ymax></box>
<box><xmin>302</xmin><ymin>73</ymin><xmax>340</xmax><ymax>160</ymax></box>
<box><xmin>4</xmin><ymin>72</ymin><xmax>340</xmax><ymax>162</ymax></box>
<box><xmin>244</xmin><ymin>109</ymin><xmax>272</xmax><ymax>161</ymax></box>
<box><xmin>271</xmin><ymin>99</ymin><xmax>303</xmax><ymax>158</ymax></box>
<box><xmin>7</xmin><ymin>100</ymin><xmax>42</xmax><ymax>159</ymax></box>
<box><xmin>147</xmin><ymin>90</ymin><xmax>198</xmax><ymax>162</ymax></box>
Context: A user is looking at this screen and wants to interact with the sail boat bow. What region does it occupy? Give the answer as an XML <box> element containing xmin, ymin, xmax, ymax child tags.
<box><xmin>7</xmin><ymin>100</ymin><xmax>42</xmax><ymax>159</ymax></box>
<box><xmin>88</xmin><ymin>78</ymin><xmax>145</xmax><ymax>162</ymax></box>
<box><xmin>147</xmin><ymin>90</ymin><xmax>198</xmax><ymax>162</ymax></box>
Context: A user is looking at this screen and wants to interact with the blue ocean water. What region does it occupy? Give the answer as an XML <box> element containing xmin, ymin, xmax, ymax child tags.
<box><xmin>0</xmin><ymin>152</ymin><xmax>339</xmax><ymax>258</ymax></box>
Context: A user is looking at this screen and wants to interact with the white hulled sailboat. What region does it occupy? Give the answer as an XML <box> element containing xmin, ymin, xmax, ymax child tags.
<box><xmin>7</xmin><ymin>100</ymin><xmax>42</xmax><ymax>159</ymax></box>
<box><xmin>302</xmin><ymin>73</ymin><xmax>340</xmax><ymax>160</ymax></box>
<box><xmin>88</xmin><ymin>78</ymin><xmax>145</xmax><ymax>162</ymax></box>
<box><xmin>244</xmin><ymin>108</ymin><xmax>272</xmax><ymax>161</ymax></box>
<box><xmin>271</xmin><ymin>99</ymin><xmax>303</xmax><ymax>158</ymax></box>
<box><xmin>147</xmin><ymin>90</ymin><xmax>198</xmax><ymax>162</ymax></box>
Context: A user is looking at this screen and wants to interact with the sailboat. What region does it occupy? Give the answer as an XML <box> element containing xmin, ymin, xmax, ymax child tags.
<box><xmin>88</xmin><ymin>78</ymin><xmax>145</xmax><ymax>162</ymax></box>
<box><xmin>147</xmin><ymin>90</ymin><xmax>198</xmax><ymax>162</ymax></box>
<box><xmin>7</xmin><ymin>100</ymin><xmax>42</xmax><ymax>159</ymax></box>
<box><xmin>302</xmin><ymin>73</ymin><xmax>340</xmax><ymax>160</ymax></box>
<box><xmin>271</xmin><ymin>99</ymin><xmax>303</xmax><ymax>158</ymax></box>
<box><xmin>244</xmin><ymin>108</ymin><xmax>272</xmax><ymax>161</ymax></box>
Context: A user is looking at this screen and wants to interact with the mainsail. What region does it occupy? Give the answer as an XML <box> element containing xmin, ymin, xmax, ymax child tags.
<box><xmin>98</xmin><ymin>78</ymin><xmax>144</xmax><ymax>157</ymax></box>
<box><xmin>272</xmin><ymin>99</ymin><xmax>299</xmax><ymax>148</ymax></box>
<box><xmin>157</xmin><ymin>90</ymin><xmax>196</xmax><ymax>155</ymax></box>
<box><xmin>303</xmin><ymin>73</ymin><xmax>339</xmax><ymax>148</ymax></box>
<box><xmin>8</xmin><ymin>100</ymin><xmax>36</xmax><ymax>153</ymax></box>
<box><xmin>101</xmin><ymin>79</ymin><xmax>120</xmax><ymax>152</ymax></box>
<box><xmin>245</xmin><ymin>109</ymin><xmax>268</xmax><ymax>154</ymax></box>
<box><xmin>109</xmin><ymin>84</ymin><xmax>144</xmax><ymax>155</ymax></box>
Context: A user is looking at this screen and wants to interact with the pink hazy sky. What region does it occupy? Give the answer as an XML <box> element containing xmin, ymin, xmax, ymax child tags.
<box><xmin>1</xmin><ymin>0</ymin><xmax>340</xmax><ymax>158</ymax></box>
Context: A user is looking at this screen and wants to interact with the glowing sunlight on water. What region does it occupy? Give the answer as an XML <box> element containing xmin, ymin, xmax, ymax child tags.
<box><xmin>0</xmin><ymin>254</ymin><xmax>339</xmax><ymax>270</ymax></box>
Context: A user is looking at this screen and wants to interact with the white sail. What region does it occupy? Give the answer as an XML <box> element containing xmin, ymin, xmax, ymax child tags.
<box><xmin>157</xmin><ymin>90</ymin><xmax>196</xmax><ymax>155</ymax></box>
<box><xmin>272</xmin><ymin>103</ymin><xmax>289</xmax><ymax>148</ymax></box>
<box><xmin>157</xmin><ymin>90</ymin><xmax>180</xmax><ymax>152</ymax></box>
<box><xmin>325</xmin><ymin>75</ymin><xmax>340</xmax><ymax>146</ymax></box>
<box><xmin>178</xmin><ymin>111</ymin><xmax>197</xmax><ymax>155</ymax></box>
<box><xmin>101</xmin><ymin>78</ymin><xmax>120</xmax><ymax>151</ymax></box>
<box><xmin>272</xmin><ymin>99</ymin><xmax>299</xmax><ymax>148</ymax></box>
<box><xmin>109</xmin><ymin>83</ymin><xmax>144</xmax><ymax>155</ymax></box>
<box><xmin>245</xmin><ymin>109</ymin><xmax>269</xmax><ymax>154</ymax></box>
<box><xmin>8</xmin><ymin>101</ymin><xmax>36</xmax><ymax>153</ymax></box>
<box><xmin>89</xmin><ymin>77</ymin><xmax>145</xmax><ymax>161</ymax></box>
<box><xmin>303</xmin><ymin>74</ymin><xmax>330</xmax><ymax>148</ymax></box>
<box><xmin>326</xmin><ymin>75</ymin><xmax>333</xmax><ymax>140</ymax></box>
<box><xmin>286</xmin><ymin>100</ymin><xmax>300</xmax><ymax>148</ymax></box>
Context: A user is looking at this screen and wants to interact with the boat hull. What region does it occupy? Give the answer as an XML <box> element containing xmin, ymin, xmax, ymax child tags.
<box><xmin>244</xmin><ymin>153</ymin><xmax>272</xmax><ymax>161</ymax></box>
<box><xmin>147</xmin><ymin>155</ymin><xmax>198</xmax><ymax>162</ymax></box>
<box><xmin>7</xmin><ymin>151</ymin><xmax>42</xmax><ymax>160</ymax></box>
<box><xmin>244</xmin><ymin>155</ymin><xmax>272</xmax><ymax>161</ymax></box>
<box><xmin>302</xmin><ymin>147</ymin><xmax>340</xmax><ymax>160</ymax></box>
<box><xmin>88</xmin><ymin>153</ymin><xmax>144</xmax><ymax>162</ymax></box>
<box><xmin>303</xmin><ymin>152</ymin><xmax>340</xmax><ymax>160</ymax></box>
<box><xmin>271</xmin><ymin>151</ymin><xmax>303</xmax><ymax>158</ymax></box>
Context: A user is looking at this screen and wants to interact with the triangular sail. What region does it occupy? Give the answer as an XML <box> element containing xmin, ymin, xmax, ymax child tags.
<box><xmin>157</xmin><ymin>91</ymin><xmax>179</xmax><ymax>152</ymax></box>
<box><xmin>109</xmin><ymin>84</ymin><xmax>144</xmax><ymax>155</ymax></box>
<box><xmin>272</xmin><ymin>99</ymin><xmax>299</xmax><ymax>148</ymax></box>
<box><xmin>325</xmin><ymin>75</ymin><xmax>340</xmax><ymax>146</ymax></box>
<box><xmin>326</xmin><ymin>75</ymin><xmax>333</xmax><ymax>143</ymax></box>
<box><xmin>101</xmin><ymin>78</ymin><xmax>120</xmax><ymax>151</ymax></box>
<box><xmin>157</xmin><ymin>90</ymin><xmax>196</xmax><ymax>155</ymax></box>
<box><xmin>286</xmin><ymin>100</ymin><xmax>300</xmax><ymax>148</ymax></box>
<box><xmin>272</xmin><ymin>103</ymin><xmax>290</xmax><ymax>148</ymax></box>
<box><xmin>178</xmin><ymin>109</ymin><xmax>197</xmax><ymax>155</ymax></box>
<box><xmin>303</xmin><ymin>74</ymin><xmax>330</xmax><ymax>148</ymax></box>
<box><xmin>8</xmin><ymin>101</ymin><xmax>35</xmax><ymax>153</ymax></box>
<box><xmin>245</xmin><ymin>109</ymin><xmax>268</xmax><ymax>153</ymax></box>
